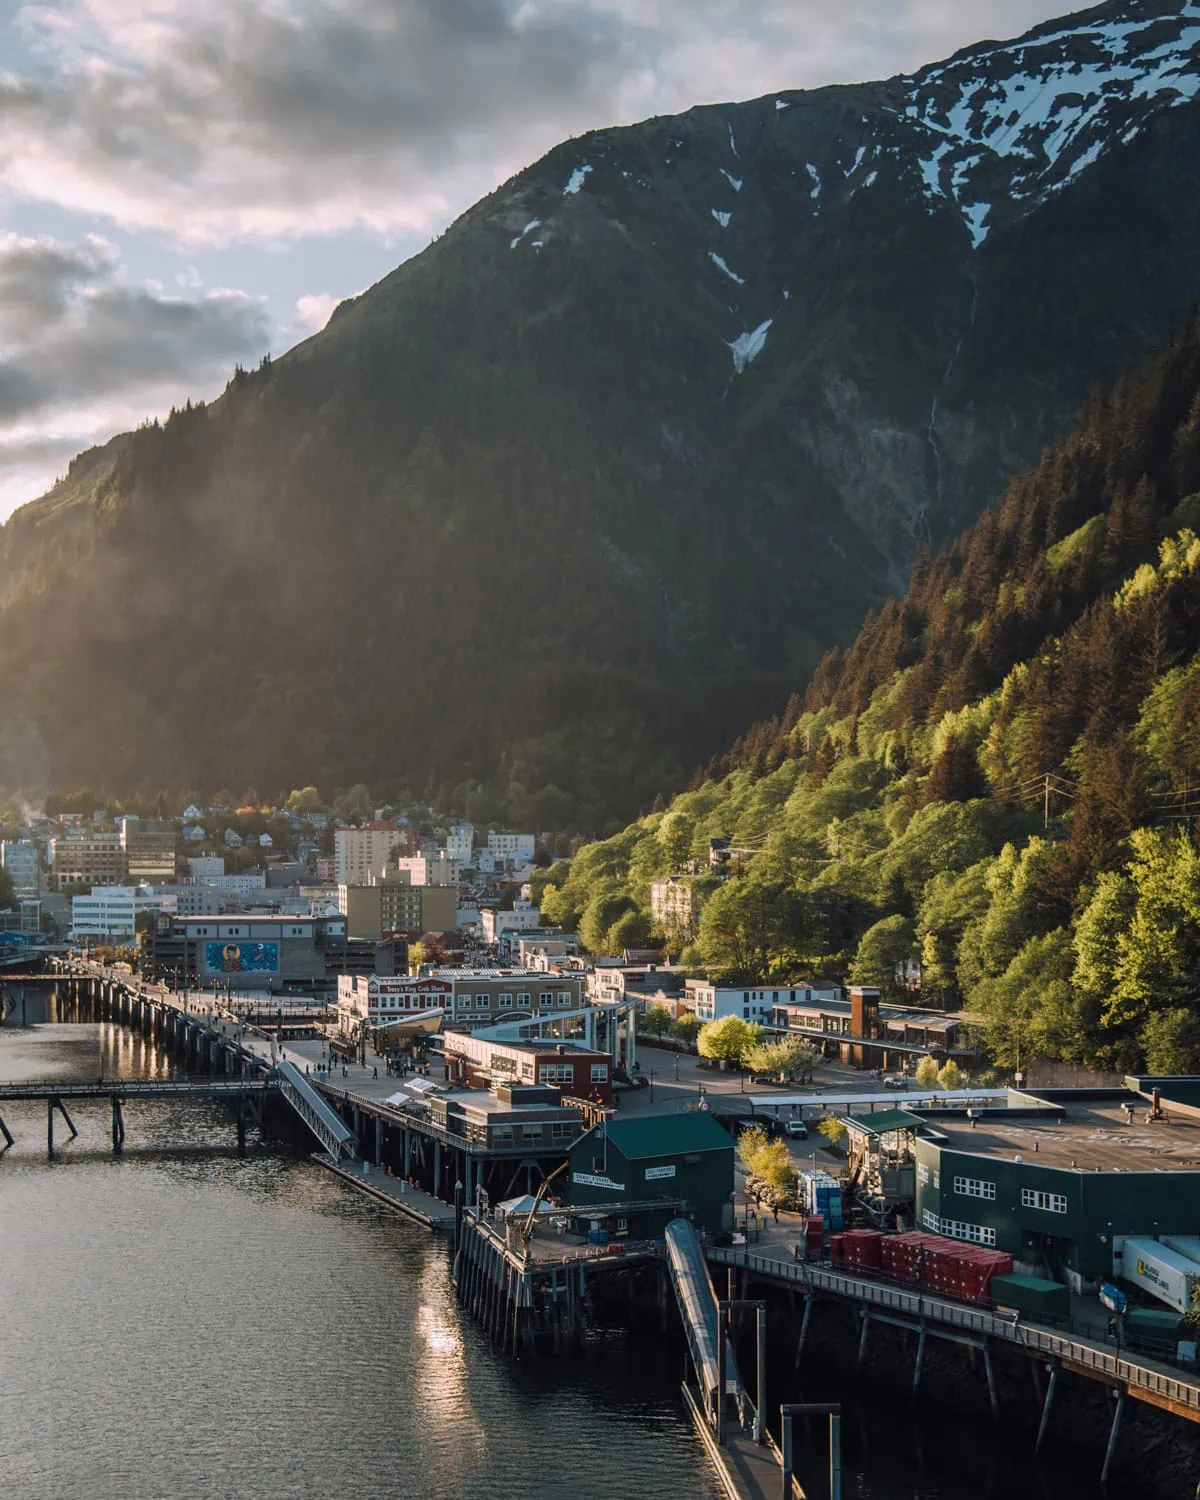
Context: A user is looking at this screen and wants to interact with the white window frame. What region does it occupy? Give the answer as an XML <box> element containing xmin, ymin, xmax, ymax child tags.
<box><xmin>1021</xmin><ymin>1188</ymin><xmax>1067</xmax><ymax>1214</ymax></box>
<box><xmin>590</xmin><ymin>1064</ymin><xmax>608</xmax><ymax>1083</ymax></box>
<box><xmin>953</xmin><ymin>1175</ymin><xmax>996</xmax><ymax>1201</ymax></box>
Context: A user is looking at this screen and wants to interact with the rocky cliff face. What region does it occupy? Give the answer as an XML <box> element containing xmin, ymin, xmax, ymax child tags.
<box><xmin>2</xmin><ymin>0</ymin><xmax>1199</xmax><ymax>822</ymax></box>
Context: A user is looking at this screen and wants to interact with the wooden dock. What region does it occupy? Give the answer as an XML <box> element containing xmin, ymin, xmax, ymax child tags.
<box><xmin>314</xmin><ymin>1152</ymin><xmax>456</xmax><ymax>1229</ymax></box>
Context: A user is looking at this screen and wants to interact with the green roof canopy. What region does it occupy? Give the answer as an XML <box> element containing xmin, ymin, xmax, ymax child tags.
<box><xmin>845</xmin><ymin>1108</ymin><xmax>924</xmax><ymax>1136</ymax></box>
<box><xmin>578</xmin><ymin>1111</ymin><xmax>733</xmax><ymax>1160</ymax></box>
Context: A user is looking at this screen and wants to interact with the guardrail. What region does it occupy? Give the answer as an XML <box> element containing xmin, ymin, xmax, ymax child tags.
<box><xmin>709</xmin><ymin>1247</ymin><xmax>1200</xmax><ymax>1413</ymax></box>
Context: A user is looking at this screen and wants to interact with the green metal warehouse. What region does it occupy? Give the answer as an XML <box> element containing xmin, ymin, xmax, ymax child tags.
<box><xmin>568</xmin><ymin>1112</ymin><xmax>735</xmax><ymax>1233</ymax></box>
<box><xmin>910</xmin><ymin>1082</ymin><xmax>1200</xmax><ymax>1286</ymax></box>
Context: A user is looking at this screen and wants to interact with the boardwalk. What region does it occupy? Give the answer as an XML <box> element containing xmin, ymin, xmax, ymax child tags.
<box><xmin>315</xmin><ymin>1152</ymin><xmax>456</xmax><ymax>1230</ymax></box>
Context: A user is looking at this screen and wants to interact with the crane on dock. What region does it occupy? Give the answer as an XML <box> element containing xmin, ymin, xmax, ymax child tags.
<box><xmin>520</xmin><ymin>1161</ymin><xmax>568</xmax><ymax>1256</ymax></box>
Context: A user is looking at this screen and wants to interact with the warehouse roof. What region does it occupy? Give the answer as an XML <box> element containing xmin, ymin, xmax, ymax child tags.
<box><xmin>577</xmin><ymin>1111</ymin><xmax>733</xmax><ymax>1160</ymax></box>
<box><xmin>928</xmin><ymin>1099</ymin><xmax>1200</xmax><ymax>1172</ymax></box>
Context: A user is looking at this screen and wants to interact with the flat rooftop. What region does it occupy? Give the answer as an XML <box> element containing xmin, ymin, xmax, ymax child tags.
<box><xmin>928</xmin><ymin>1098</ymin><xmax>1200</xmax><ymax>1172</ymax></box>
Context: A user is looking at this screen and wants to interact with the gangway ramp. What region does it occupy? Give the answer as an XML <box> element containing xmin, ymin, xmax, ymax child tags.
<box><xmin>665</xmin><ymin>1218</ymin><xmax>797</xmax><ymax>1498</ymax></box>
<box><xmin>275</xmin><ymin>1060</ymin><xmax>357</xmax><ymax>1161</ymax></box>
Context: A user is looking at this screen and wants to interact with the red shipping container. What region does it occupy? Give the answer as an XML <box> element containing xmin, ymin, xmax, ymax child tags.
<box><xmin>829</xmin><ymin>1233</ymin><xmax>846</xmax><ymax>1265</ymax></box>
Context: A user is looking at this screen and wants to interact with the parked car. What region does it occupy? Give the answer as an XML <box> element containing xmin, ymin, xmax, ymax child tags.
<box><xmin>883</xmin><ymin>1075</ymin><xmax>909</xmax><ymax>1091</ymax></box>
<box><xmin>785</xmin><ymin>1119</ymin><xmax>809</xmax><ymax>1139</ymax></box>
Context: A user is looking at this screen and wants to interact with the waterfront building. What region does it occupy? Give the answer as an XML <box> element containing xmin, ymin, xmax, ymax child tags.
<box><xmin>70</xmin><ymin>885</ymin><xmax>137</xmax><ymax>940</ymax></box>
<box><xmin>0</xmin><ymin>840</ymin><xmax>40</xmax><ymax>899</ymax></box>
<box><xmin>567</xmin><ymin>1112</ymin><xmax>734</xmax><ymax>1232</ymax></box>
<box><xmin>878</xmin><ymin>1078</ymin><xmax>1200</xmax><ymax>1290</ymax></box>
<box><xmin>443</xmin><ymin>1033</ymin><xmax>613</xmax><ymax>1103</ymax></box>
<box><xmin>336</xmin><ymin>968</ymin><xmax>584</xmax><ymax>1030</ymax></box>
<box><xmin>140</xmin><ymin>911</ymin><xmax>357</xmax><ymax>990</ymax></box>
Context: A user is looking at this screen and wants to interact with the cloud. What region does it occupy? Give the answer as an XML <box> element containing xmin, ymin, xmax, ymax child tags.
<box><xmin>0</xmin><ymin>0</ymin><xmax>1066</xmax><ymax>245</ymax></box>
<box><xmin>0</xmin><ymin>231</ymin><xmax>269</xmax><ymax>513</ymax></box>
<box><xmin>295</xmin><ymin>292</ymin><xmax>340</xmax><ymax>334</ymax></box>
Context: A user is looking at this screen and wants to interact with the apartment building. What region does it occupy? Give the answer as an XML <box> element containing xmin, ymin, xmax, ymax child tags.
<box><xmin>338</xmin><ymin>880</ymin><xmax>457</xmax><ymax>939</ymax></box>
<box><xmin>486</xmin><ymin>831</ymin><xmax>536</xmax><ymax>863</ymax></box>
<box><xmin>334</xmin><ymin>821</ymin><xmax>417</xmax><ymax>885</ymax></box>
<box><xmin>49</xmin><ymin>831</ymin><xmax>126</xmax><ymax>891</ymax></box>
<box><xmin>0</xmin><ymin>840</ymin><xmax>40</xmax><ymax>899</ymax></box>
<box><xmin>120</xmin><ymin>818</ymin><xmax>177</xmax><ymax>883</ymax></box>
<box><xmin>391</xmin><ymin>853</ymin><xmax>460</xmax><ymax>887</ymax></box>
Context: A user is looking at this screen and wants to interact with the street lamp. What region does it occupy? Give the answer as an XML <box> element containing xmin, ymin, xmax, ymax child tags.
<box><xmin>648</xmin><ymin>1068</ymin><xmax>656</xmax><ymax>1101</ymax></box>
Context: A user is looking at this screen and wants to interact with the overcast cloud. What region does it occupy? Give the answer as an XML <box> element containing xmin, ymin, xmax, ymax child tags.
<box><xmin>0</xmin><ymin>0</ymin><xmax>1067</xmax><ymax>517</ymax></box>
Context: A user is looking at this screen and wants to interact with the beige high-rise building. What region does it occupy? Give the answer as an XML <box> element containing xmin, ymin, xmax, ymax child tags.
<box><xmin>338</xmin><ymin>880</ymin><xmax>457</xmax><ymax>939</ymax></box>
<box><xmin>334</xmin><ymin>822</ymin><xmax>416</xmax><ymax>885</ymax></box>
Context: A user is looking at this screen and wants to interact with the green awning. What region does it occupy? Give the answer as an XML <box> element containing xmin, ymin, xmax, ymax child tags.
<box><xmin>845</xmin><ymin>1108</ymin><xmax>924</xmax><ymax>1135</ymax></box>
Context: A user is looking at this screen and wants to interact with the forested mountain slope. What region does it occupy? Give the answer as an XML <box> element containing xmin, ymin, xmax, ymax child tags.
<box><xmin>2</xmin><ymin>1</ymin><xmax>1200</xmax><ymax>823</ymax></box>
<box><xmin>540</xmin><ymin>323</ymin><xmax>1200</xmax><ymax>1074</ymax></box>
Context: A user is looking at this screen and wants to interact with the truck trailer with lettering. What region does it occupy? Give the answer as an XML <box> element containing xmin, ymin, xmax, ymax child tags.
<box><xmin>1119</xmin><ymin>1238</ymin><xmax>1200</xmax><ymax>1315</ymax></box>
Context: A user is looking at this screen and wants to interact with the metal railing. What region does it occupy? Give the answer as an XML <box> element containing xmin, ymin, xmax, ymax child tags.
<box><xmin>0</xmin><ymin>1078</ymin><xmax>275</xmax><ymax>1098</ymax></box>
<box><xmin>708</xmin><ymin>1246</ymin><xmax>1200</xmax><ymax>1411</ymax></box>
<box><xmin>276</xmin><ymin>1060</ymin><xmax>357</xmax><ymax>1161</ymax></box>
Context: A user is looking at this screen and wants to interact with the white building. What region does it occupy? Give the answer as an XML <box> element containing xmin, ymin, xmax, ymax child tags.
<box><xmin>486</xmin><ymin>831</ymin><xmax>536</xmax><ymax>863</ymax></box>
<box><xmin>479</xmin><ymin>901</ymin><xmax>541</xmax><ymax>945</ymax></box>
<box><xmin>70</xmin><ymin>886</ymin><xmax>136</xmax><ymax>940</ymax></box>
<box><xmin>224</xmin><ymin>828</ymin><xmax>243</xmax><ymax>848</ymax></box>
<box><xmin>204</xmin><ymin>873</ymin><xmax>267</xmax><ymax>896</ymax></box>
<box><xmin>183</xmin><ymin>825</ymin><xmax>206</xmax><ymax>843</ymax></box>
<box><xmin>334</xmin><ymin>822</ymin><xmax>411</xmax><ymax>885</ymax></box>
<box><xmin>1</xmin><ymin>840</ymin><xmax>41</xmax><ymax>899</ymax></box>
<box><xmin>650</xmin><ymin>876</ymin><xmax>697</xmax><ymax>937</ymax></box>
<box><xmin>687</xmin><ymin>981</ymin><xmax>779</xmax><ymax>1027</ymax></box>
<box><xmin>391</xmin><ymin>853</ymin><xmax>460</xmax><ymax>887</ymax></box>
<box><xmin>445</xmin><ymin>823</ymin><xmax>474</xmax><ymax>863</ymax></box>
<box><xmin>189</xmin><ymin>856</ymin><xmax>225</xmax><ymax>880</ymax></box>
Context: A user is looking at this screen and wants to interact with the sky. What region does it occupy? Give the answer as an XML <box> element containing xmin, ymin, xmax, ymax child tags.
<box><xmin>0</xmin><ymin>0</ymin><xmax>1072</xmax><ymax>521</ymax></box>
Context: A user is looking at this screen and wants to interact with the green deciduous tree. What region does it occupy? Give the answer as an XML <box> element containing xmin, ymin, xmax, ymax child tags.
<box><xmin>914</xmin><ymin>1055</ymin><xmax>939</xmax><ymax>1088</ymax></box>
<box><xmin>697</xmin><ymin>1015</ymin><xmax>762</xmax><ymax>1065</ymax></box>
<box><xmin>937</xmin><ymin>1058</ymin><xmax>964</xmax><ymax>1091</ymax></box>
<box><xmin>672</xmin><ymin>1012</ymin><xmax>701</xmax><ymax>1045</ymax></box>
<box><xmin>697</xmin><ymin>878</ymin><xmax>809</xmax><ymax>981</ymax></box>
<box><xmin>848</xmin><ymin>913</ymin><xmax>915</xmax><ymax>998</ymax></box>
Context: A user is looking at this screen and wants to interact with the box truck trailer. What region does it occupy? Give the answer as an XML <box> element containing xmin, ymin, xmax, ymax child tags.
<box><xmin>1120</xmin><ymin>1238</ymin><xmax>1200</xmax><ymax>1315</ymax></box>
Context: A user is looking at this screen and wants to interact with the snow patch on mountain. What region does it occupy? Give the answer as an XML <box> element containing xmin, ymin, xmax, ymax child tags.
<box><xmin>728</xmin><ymin>125</ymin><xmax>739</xmax><ymax>157</ymax></box>
<box><xmin>807</xmin><ymin>164</ymin><xmax>821</xmax><ymax>199</ymax></box>
<box><xmin>776</xmin><ymin>99</ymin><xmax>791</xmax><ymax>110</ymax></box>
<box><xmin>510</xmin><ymin>218</ymin><xmax>542</xmax><ymax>249</ymax></box>
<box><xmin>712</xmin><ymin>209</ymin><xmax>732</xmax><ymax>228</ymax></box>
<box><xmin>728</xmin><ymin>320</ymin><xmax>773</xmax><ymax>374</ymax></box>
<box><xmin>709</xmin><ymin>252</ymin><xmax>745</xmax><ymax>285</ymax></box>
<box><xmin>720</xmin><ymin>169</ymin><xmax>743</xmax><ymax>192</ymax></box>
<box><xmin>563</xmin><ymin>164</ymin><xmax>593</xmax><ymax>195</ymax></box>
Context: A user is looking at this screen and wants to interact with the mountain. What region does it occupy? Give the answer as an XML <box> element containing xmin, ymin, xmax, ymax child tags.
<box><xmin>3</xmin><ymin>0</ymin><xmax>1200</xmax><ymax>825</ymax></box>
<box><xmin>538</xmin><ymin>320</ymin><xmax>1200</xmax><ymax>1074</ymax></box>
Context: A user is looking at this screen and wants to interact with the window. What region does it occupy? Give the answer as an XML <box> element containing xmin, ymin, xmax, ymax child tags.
<box><xmin>521</xmin><ymin>1125</ymin><xmax>543</xmax><ymax>1142</ymax></box>
<box><xmin>476</xmin><ymin>993</ymin><xmax>489</xmax><ymax>1008</ymax></box>
<box><xmin>590</xmin><ymin>1064</ymin><xmax>608</xmax><ymax>1083</ymax></box>
<box><xmin>539</xmin><ymin>1064</ymin><xmax>574</xmax><ymax>1085</ymax></box>
<box><xmin>557</xmin><ymin>993</ymin><xmax>571</xmax><ymax>1007</ymax></box>
<box><xmin>539</xmin><ymin>991</ymin><xmax>552</xmax><ymax>1004</ymax></box>
<box><xmin>953</xmin><ymin>1175</ymin><xmax>996</xmax><ymax>1201</ymax></box>
<box><xmin>491</xmin><ymin>1126</ymin><xmax>513</xmax><ymax>1143</ymax></box>
<box><xmin>551</xmin><ymin>1122</ymin><xmax>575</xmax><ymax>1141</ymax></box>
<box><xmin>499</xmin><ymin>993</ymin><xmax>512</xmax><ymax>1007</ymax></box>
<box><xmin>917</xmin><ymin>1162</ymin><xmax>929</xmax><ymax>1186</ymax></box>
<box><xmin>518</xmin><ymin>991</ymin><xmax>530</xmax><ymax>1004</ymax></box>
<box><xmin>1021</xmin><ymin>1189</ymin><xmax>1067</xmax><ymax>1214</ymax></box>
<box><xmin>924</xmin><ymin>1211</ymin><xmax>996</xmax><ymax>1246</ymax></box>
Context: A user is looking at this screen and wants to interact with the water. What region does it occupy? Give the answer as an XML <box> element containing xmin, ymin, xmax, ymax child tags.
<box><xmin>0</xmin><ymin>988</ymin><xmax>1107</xmax><ymax>1500</ymax></box>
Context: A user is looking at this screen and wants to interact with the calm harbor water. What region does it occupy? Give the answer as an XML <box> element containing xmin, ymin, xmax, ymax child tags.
<box><xmin>0</xmin><ymin>987</ymin><xmax>1103</xmax><ymax>1500</ymax></box>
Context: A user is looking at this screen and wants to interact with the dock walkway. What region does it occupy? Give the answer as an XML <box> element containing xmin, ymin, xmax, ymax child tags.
<box><xmin>315</xmin><ymin>1153</ymin><xmax>456</xmax><ymax>1229</ymax></box>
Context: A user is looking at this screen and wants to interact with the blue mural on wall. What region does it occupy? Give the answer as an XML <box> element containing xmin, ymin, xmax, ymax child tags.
<box><xmin>204</xmin><ymin>941</ymin><xmax>279</xmax><ymax>974</ymax></box>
